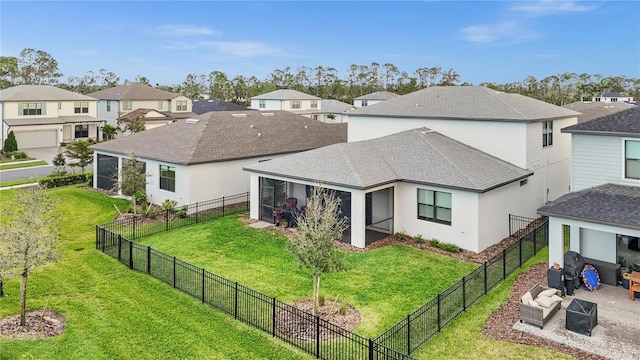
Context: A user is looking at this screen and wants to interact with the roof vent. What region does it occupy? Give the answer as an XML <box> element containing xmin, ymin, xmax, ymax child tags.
<box><xmin>261</xmin><ymin>112</ymin><xmax>275</xmax><ymax>116</ymax></box>
<box><xmin>232</xmin><ymin>113</ymin><xmax>247</xmax><ymax>117</ymax></box>
<box><xmin>250</xmin><ymin>124</ymin><xmax>255</xmax><ymax>128</ymax></box>
<box><xmin>185</xmin><ymin>118</ymin><xmax>199</xmax><ymax>124</ymax></box>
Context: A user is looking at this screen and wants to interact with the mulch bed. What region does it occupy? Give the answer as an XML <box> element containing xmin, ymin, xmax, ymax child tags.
<box><xmin>275</xmin><ymin>299</ymin><xmax>361</xmax><ymax>340</ymax></box>
<box><xmin>0</xmin><ymin>310</ymin><xmax>66</xmax><ymax>339</ymax></box>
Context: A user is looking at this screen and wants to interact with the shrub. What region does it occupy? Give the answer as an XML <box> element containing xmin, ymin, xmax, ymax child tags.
<box><xmin>175</xmin><ymin>205</ymin><xmax>188</xmax><ymax>218</ymax></box>
<box><xmin>439</xmin><ymin>243</ymin><xmax>461</xmax><ymax>253</ymax></box>
<box><xmin>6</xmin><ymin>151</ymin><xmax>27</xmax><ymax>159</ymax></box>
<box><xmin>145</xmin><ymin>206</ymin><xmax>157</xmax><ymax>219</ymax></box>
<box><xmin>339</xmin><ymin>302</ymin><xmax>347</xmax><ymax>316</ymax></box>
<box><xmin>413</xmin><ymin>234</ymin><xmax>424</xmax><ymax>243</ymax></box>
<box><xmin>3</xmin><ymin>131</ymin><xmax>18</xmax><ymax>152</ymax></box>
<box><xmin>395</xmin><ymin>231</ymin><xmax>407</xmax><ymax>241</ymax></box>
<box><xmin>134</xmin><ymin>190</ymin><xmax>147</xmax><ymax>205</ymax></box>
<box><xmin>429</xmin><ymin>238</ymin><xmax>440</xmax><ymax>247</ymax></box>
<box><xmin>161</xmin><ymin>199</ymin><xmax>178</xmax><ymax>212</ymax></box>
<box><xmin>39</xmin><ymin>173</ymin><xmax>90</xmax><ymax>188</ymax></box>
<box><xmin>59</xmin><ymin>142</ymin><xmax>67</xmax><ymax>147</ymax></box>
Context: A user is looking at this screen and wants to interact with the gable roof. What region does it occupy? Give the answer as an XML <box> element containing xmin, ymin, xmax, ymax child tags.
<box><xmin>0</xmin><ymin>85</ymin><xmax>97</xmax><ymax>102</ymax></box>
<box><xmin>87</xmin><ymin>83</ymin><xmax>184</xmax><ymax>100</ymax></box>
<box><xmin>116</xmin><ymin>108</ymin><xmax>197</xmax><ymax>122</ymax></box>
<box><xmin>601</xmin><ymin>92</ymin><xmax>629</xmax><ymax>98</ymax></box>
<box><xmin>320</xmin><ymin>99</ymin><xmax>355</xmax><ymax>113</ymax></box>
<box><xmin>250</xmin><ymin>89</ymin><xmax>321</xmax><ymax>100</ymax></box>
<box><xmin>562</xmin><ymin>101</ymin><xmax>634</xmax><ymax>123</ymax></box>
<box><xmin>349</xmin><ymin>86</ymin><xmax>580</xmax><ymax>122</ymax></box>
<box><xmin>244</xmin><ymin>128</ymin><xmax>532</xmax><ymax>192</ymax></box>
<box><xmin>353</xmin><ymin>91</ymin><xmax>398</xmax><ymax>101</ymax></box>
<box><xmin>192</xmin><ymin>99</ymin><xmax>250</xmax><ymax>114</ymax></box>
<box><xmin>90</xmin><ymin>110</ymin><xmax>347</xmax><ymax>165</ymax></box>
<box><xmin>537</xmin><ymin>183</ymin><xmax>640</xmax><ymax>230</ymax></box>
<box><xmin>561</xmin><ymin>106</ymin><xmax>640</xmax><ymax>137</ymax></box>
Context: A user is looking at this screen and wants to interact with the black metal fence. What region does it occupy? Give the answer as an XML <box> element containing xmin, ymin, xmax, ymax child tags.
<box><xmin>374</xmin><ymin>217</ymin><xmax>548</xmax><ymax>355</ymax></box>
<box><xmin>100</xmin><ymin>192</ymin><xmax>250</xmax><ymax>240</ymax></box>
<box><xmin>96</xmin><ymin>226</ymin><xmax>414</xmax><ymax>360</ymax></box>
<box><xmin>509</xmin><ymin>214</ymin><xmax>539</xmax><ymax>236</ymax></box>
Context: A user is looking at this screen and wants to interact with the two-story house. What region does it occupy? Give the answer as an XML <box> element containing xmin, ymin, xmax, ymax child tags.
<box><xmin>250</xmin><ymin>89</ymin><xmax>321</xmax><ymax>113</ymax></box>
<box><xmin>0</xmin><ymin>85</ymin><xmax>103</xmax><ymax>149</ymax></box>
<box><xmin>352</xmin><ymin>91</ymin><xmax>398</xmax><ymax>107</ymax></box>
<box><xmin>87</xmin><ymin>83</ymin><xmax>194</xmax><ymax>129</ymax></box>
<box><xmin>243</xmin><ymin>86</ymin><xmax>580</xmax><ymax>252</ymax></box>
<box><xmin>538</xmin><ymin>106</ymin><xmax>640</xmax><ymax>277</ymax></box>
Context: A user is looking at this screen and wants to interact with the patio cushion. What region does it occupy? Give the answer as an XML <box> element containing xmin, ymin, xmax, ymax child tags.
<box><xmin>521</xmin><ymin>291</ymin><xmax>534</xmax><ymax>305</ymax></box>
<box><xmin>550</xmin><ymin>294</ymin><xmax>563</xmax><ymax>302</ymax></box>
<box><xmin>535</xmin><ymin>295</ymin><xmax>556</xmax><ymax>308</ymax></box>
<box><xmin>537</xmin><ymin>288</ymin><xmax>558</xmax><ymax>298</ymax></box>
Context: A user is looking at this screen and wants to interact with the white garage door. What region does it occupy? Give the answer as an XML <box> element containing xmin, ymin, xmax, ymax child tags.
<box><xmin>15</xmin><ymin>130</ymin><xmax>58</xmax><ymax>149</ymax></box>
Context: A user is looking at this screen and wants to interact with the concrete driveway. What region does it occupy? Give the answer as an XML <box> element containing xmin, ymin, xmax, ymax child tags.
<box><xmin>23</xmin><ymin>146</ymin><xmax>63</xmax><ymax>164</ymax></box>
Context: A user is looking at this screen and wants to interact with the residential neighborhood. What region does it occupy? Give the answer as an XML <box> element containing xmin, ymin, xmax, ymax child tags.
<box><xmin>1</xmin><ymin>1</ymin><xmax>639</xmax><ymax>359</ymax></box>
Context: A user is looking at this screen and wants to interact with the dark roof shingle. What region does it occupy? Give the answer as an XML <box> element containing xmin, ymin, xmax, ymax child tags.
<box><xmin>561</xmin><ymin>106</ymin><xmax>640</xmax><ymax>137</ymax></box>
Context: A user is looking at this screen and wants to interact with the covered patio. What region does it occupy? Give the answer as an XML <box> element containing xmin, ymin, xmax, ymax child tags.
<box><xmin>515</xmin><ymin>283</ymin><xmax>639</xmax><ymax>360</ymax></box>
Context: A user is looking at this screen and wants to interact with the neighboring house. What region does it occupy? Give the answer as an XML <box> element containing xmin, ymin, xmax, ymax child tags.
<box><xmin>353</xmin><ymin>91</ymin><xmax>398</xmax><ymax>108</ymax></box>
<box><xmin>347</xmin><ymin>86</ymin><xmax>581</xmax><ymax>214</ymax></box>
<box><xmin>244</xmin><ymin>128</ymin><xmax>532</xmax><ymax>252</ymax></box>
<box><xmin>89</xmin><ymin>110</ymin><xmax>347</xmax><ymax>206</ymax></box>
<box><xmin>87</xmin><ymin>83</ymin><xmax>193</xmax><ymax>128</ymax></box>
<box><xmin>310</xmin><ymin>99</ymin><xmax>355</xmax><ymax>123</ymax></box>
<box><xmin>117</xmin><ymin>108</ymin><xmax>196</xmax><ymax>131</ymax></box>
<box><xmin>592</xmin><ymin>92</ymin><xmax>634</xmax><ymax>103</ymax></box>
<box><xmin>563</xmin><ymin>101</ymin><xmax>636</xmax><ymax>123</ymax></box>
<box><xmin>192</xmin><ymin>99</ymin><xmax>249</xmax><ymax>114</ymax></box>
<box><xmin>250</xmin><ymin>89</ymin><xmax>321</xmax><ymax>113</ymax></box>
<box><xmin>538</xmin><ymin>106</ymin><xmax>640</xmax><ymax>270</ymax></box>
<box><xmin>0</xmin><ymin>85</ymin><xmax>103</xmax><ymax>149</ymax></box>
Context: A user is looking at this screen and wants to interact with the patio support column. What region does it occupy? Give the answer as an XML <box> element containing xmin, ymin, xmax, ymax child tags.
<box><xmin>249</xmin><ymin>173</ymin><xmax>260</xmax><ymax>220</ymax></box>
<box><xmin>548</xmin><ymin>217</ymin><xmax>565</xmax><ymax>268</ymax></box>
<box><xmin>569</xmin><ymin>225</ymin><xmax>580</xmax><ymax>253</ymax></box>
<box><xmin>351</xmin><ymin>190</ymin><xmax>366</xmax><ymax>248</ymax></box>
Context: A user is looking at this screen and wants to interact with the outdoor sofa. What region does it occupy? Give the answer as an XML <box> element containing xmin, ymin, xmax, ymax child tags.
<box><xmin>519</xmin><ymin>283</ymin><xmax>562</xmax><ymax>329</ymax></box>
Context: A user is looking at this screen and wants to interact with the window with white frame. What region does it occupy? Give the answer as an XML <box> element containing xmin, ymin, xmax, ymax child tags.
<box><xmin>158</xmin><ymin>100</ymin><xmax>163</xmax><ymax>110</ymax></box>
<box><xmin>74</xmin><ymin>101</ymin><xmax>89</xmax><ymax>113</ymax></box>
<box><xmin>361</xmin><ymin>100</ymin><xmax>368</xmax><ymax>107</ymax></box>
<box><xmin>20</xmin><ymin>102</ymin><xmax>44</xmax><ymax>116</ymax></box>
<box><xmin>160</xmin><ymin>165</ymin><xmax>176</xmax><ymax>192</ymax></box>
<box><xmin>259</xmin><ymin>100</ymin><xmax>266</xmax><ymax>109</ymax></box>
<box><xmin>417</xmin><ymin>189</ymin><xmax>452</xmax><ymax>225</ymax></box>
<box><xmin>542</xmin><ymin>121</ymin><xmax>553</xmax><ymax>147</ymax></box>
<box><xmin>74</xmin><ymin>124</ymin><xmax>89</xmax><ymax>138</ymax></box>
<box><xmin>310</xmin><ymin>100</ymin><xmax>318</xmax><ymax>109</ymax></box>
<box><xmin>122</xmin><ymin>101</ymin><xmax>132</xmax><ymax>111</ymax></box>
<box><xmin>291</xmin><ymin>100</ymin><xmax>301</xmax><ymax>109</ymax></box>
<box><xmin>176</xmin><ymin>100</ymin><xmax>187</xmax><ymax>111</ymax></box>
<box><xmin>625</xmin><ymin>140</ymin><xmax>640</xmax><ymax>179</ymax></box>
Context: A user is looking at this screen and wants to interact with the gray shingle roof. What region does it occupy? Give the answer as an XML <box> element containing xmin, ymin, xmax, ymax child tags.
<box><xmin>90</xmin><ymin>110</ymin><xmax>347</xmax><ymax>165</ymax></box>
<box><xmin>353</xmin><ymin>91</ymin><xmax>399</xmax><ymax>100</ymax></box>
<box><xmin>561</xmin><ymin>106</ymin><xmax>640</xmax><ymax>137</ymax></box>
<box><xmin>321</xmin><ymin>99</ymin><xmax>355</xmax><ymax>113</ymax></box>
<box><xmin>537</xmin><ymin>183</ymin><xmax>640</xmax><ymax>230</ymax></box>
<box><xmin>562</xmin><ymin>101</ymin><xmax>635</xmax><ymax>123</ymax></box>
<box><xmin>87</xmin><ymin>83</ymin><xmax>183</xmax><ymax>100</ymax></box>
<box><xmin>244</xmin><ymin>128</ymin><xmax>532</xmax><ymax>192</ymax></box>
<box><xmin>192</xmin><ymin>99</ymin><xmax>250</xmax><ymax>114</ymax></box>
<box><xmin>349</xmin><ymin>86</ymin><xmax>580</xmax><ymax>122</ymax></box>
<box><xmin>0</xmin><ymin>85</ymin><xmax>97</xmax><ymax>102</ymax></box>
<box><xmin>250</xmin><ymin>89</ymin><xmax>321</xmax><ymax>100</ymax></box>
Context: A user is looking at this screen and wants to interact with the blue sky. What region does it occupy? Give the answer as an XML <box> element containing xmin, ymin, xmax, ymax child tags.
<box><xmin>1</xmin><ymin>1</ymin><xmax>638</xmax><ymax>86</ymax></box>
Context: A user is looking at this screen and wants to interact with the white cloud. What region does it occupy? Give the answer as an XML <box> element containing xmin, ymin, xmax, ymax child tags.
<box><xmin>148</xmin><ymin>24</ymin><xmax>220</xmax><ymax>36</ymax></box>
<box><xmin>511</xmin><ymin>1</ymin><xmax>596</xmax><ymax>16</ymax></box>
<box><xmin>461</xmin><ymin>21</ymin><xmax>539</xmax><ymax>45</ymax></box>
<box><xmin>164</xmin><ymin>40</ymin><xmax>281</xmax><ymax>57</ymax></box>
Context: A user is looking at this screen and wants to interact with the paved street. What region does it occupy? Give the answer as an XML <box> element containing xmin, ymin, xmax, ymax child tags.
<box><xmin>0</xmin><ymin>146</ymin><xmax>93</xmax><ymax>183</ymax></box>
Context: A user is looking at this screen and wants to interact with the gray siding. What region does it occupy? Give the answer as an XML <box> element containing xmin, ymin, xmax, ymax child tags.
<box><xmin>572</xmin><ymin>134</ymin><xmax>622</xmax><ymax>191</ymax></box>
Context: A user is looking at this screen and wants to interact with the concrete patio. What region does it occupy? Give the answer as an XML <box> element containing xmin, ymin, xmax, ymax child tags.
<box><xmin>514</xmin><ymin>283</ymin><xmax>640</xmax><ymax>360</ymax></box>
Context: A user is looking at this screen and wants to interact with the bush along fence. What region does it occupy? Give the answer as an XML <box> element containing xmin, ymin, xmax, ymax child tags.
<box><xmin>96</xmin><ymin>228</ymin><xmax>413</xmax><ymax>359</ymax></box>
<box><xmin>101</xmin><ymin>192</ymin><xmax>250</xmax><ymax>240</ymax></box>
<box><xmin>96</xmin><ymin>199</ymin><xmax>545</xmax><ymax>359</ymax></box>
<box><xmin>374</xmin><ymin>216</ymin><xmax>548</xmax><ymax>355</ymax></box>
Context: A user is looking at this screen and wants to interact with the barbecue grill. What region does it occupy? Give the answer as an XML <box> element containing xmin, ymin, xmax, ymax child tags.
<box><xmin>564</xmin><ymin>251</ymin><xmax>585</xmax><ymax>295</ymax></box>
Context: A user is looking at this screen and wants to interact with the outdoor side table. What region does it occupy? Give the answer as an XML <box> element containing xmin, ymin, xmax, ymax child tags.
<box><xmin>566</xmin><ymin>298</ymin><xmax>598</xmax><ymax>336</ymax></box>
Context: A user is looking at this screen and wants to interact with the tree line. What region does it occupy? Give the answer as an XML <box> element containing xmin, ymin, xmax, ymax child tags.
<box><xmin>2</xmin><ymin>48</ymin><xmax>638</xmax><ymax>106</ymax></box>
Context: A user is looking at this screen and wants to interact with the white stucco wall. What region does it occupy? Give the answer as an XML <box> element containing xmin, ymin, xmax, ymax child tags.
<box><xmin>96</xmin><ymin>100</ymin><xmax>120</xmax><ymax>126</ymax></box>
<box><xmin>2</xmin><ymin>100</ymin><xmax>97</xmax><ymax>120</ymax></box>
<box><xmin>526</xmin><ymin>117</ymin><xmax>575</xmax><ymax>170</ymax></box>
<box><xmin>250</xmin><ymin>99</ymin><xmax>283</xmax><ymax>110</ymax></box>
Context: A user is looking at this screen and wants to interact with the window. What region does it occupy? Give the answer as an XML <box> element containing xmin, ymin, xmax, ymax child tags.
<box><xmin>310</xmin><ymin>100</ymin><xmax>318</xmax><ymax>109</ymax></box>
<box><xmin>75</xmin><ymin>124</ymin><xmax>89</xmax><ymax>138</ymax></box>
<box><xmin>106</xmin><ymin>100</ymin><xmax>111</xmax><ymax>112</ymax></box>
<box><xmin>542</xmin><ymin>121</ymin><xmax>553</xmax><ymax>147</ymax></box>
<box><xmin>122</xmin><ymin>101</ymin><xmax>132</xmax><ymax>111</ymax></box>
<box><xmin>259</xmin><ymin>100</ymin><xmax>266</xmax><ymax>109</ymax></box>
<box><xmin>625</xmin><ymin>140</ymin><xmax>640</xmax><ymax>179</ymax></box>
<box><xmin>21</xmin><ymin>102</ymin><xmax>44</xmax><ymax>116</ymax></box>
<box><xmin>291</xmin><ymin>100</ymin><xmax>301</xmax><ymax>109</ymax></box>
<box><xmin>176</xmin><ymin>100</ymin><xmax>187</xmax><ymax>111</ymax></box>
<box><xmin>361</xmin><ymin>100</ymin><xmax>368</xmax><ymax>107</ymax></box>
<box><xmin>417</xmin><ymin>189</ymin><xmax>452</xmax><ymax>225</ymax></box>
<box><xmin>160</xmin><ymin>165</ymin><xmax>176</xmax><ymax>192</ymax></box>
<box><xmin>74</xmin><ymin>101</ymin><xmax>89</xmax><ymax>113</ymax></box>
<box><xmin>520</xmin><ymin>179</ymin><xmax>528</xmax><ymax>186</ymax></box>
<box><xmin>58</xmin><ymin>102</ymin><xmax>61</xmax><ymax>109</ymax></box>
<box><xmin>158</xmin><ymin>101</ymin><xmax>163</xmax><ymax>110</ymax></box>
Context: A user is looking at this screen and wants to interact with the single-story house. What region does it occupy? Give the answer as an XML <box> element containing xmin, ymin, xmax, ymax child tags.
<box><xmin>244</xmin><ymin>128</ymin><xmax>533</xmax><ymax>252</ymax></box>
<box><xmin>90</xmin><ymin>110</ymin><xmax>347</xmax><ymax>206</ymax></box>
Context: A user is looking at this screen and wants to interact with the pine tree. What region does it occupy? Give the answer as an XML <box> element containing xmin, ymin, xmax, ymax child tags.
<box><xmin>3</xmin><ymin>130</ymin><xmax>18</xmax><ymax>152</ymax></box>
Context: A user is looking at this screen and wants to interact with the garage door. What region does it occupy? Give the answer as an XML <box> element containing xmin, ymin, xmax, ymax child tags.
<box><xmin>14</xmin><ymin>130</ymin><xmax>58</xmax><ymax>149</ymax></box>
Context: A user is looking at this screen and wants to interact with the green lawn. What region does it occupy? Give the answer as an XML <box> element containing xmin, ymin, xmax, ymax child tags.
<box><xmin>0</xmin><ymin>186</ymin><xmax>311</xmax><ymax>360</ymax></box>
<box><xmin>137</xmin><ymin>218</ymin><xmax>478</xmax><ymax>337</ymax></box>
<box><xmin>0</xmin><ymin>160</ymin><xmax>48</xmax><ymax>170</ymax></box>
